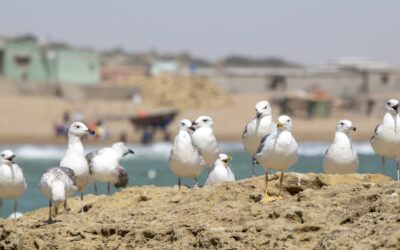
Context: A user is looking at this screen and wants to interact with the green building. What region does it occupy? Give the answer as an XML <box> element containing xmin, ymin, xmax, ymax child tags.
<box><xmin>1</xmin><ymin>35</ymin><xmax>100</xmax><ymax>85</ymax></box>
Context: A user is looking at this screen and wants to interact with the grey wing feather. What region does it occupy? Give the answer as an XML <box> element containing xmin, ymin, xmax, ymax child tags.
<box><xmin>370</xmin><ymin>123</ymin><xmax>381</xmax><ymax>141</ymax></box>
<box><xmin>252</xmin><ymin>133</ymin><xmax>270</xmax><ymax>165</ymax></box>
<box><xmin>85</xmin><ymin>151</ymin><xmax>98</xmax><ymax>175</ymax></box>
<box><xmin>256</xmin><ymin>134</ymin><xmax>270</xmax><ymax>155</ymax></box>
<box><xmin>58</xmin><ymin>167</ymin><xmax>77</xmax><ymax>186</ymax></box>
<box><xmin>242</xmin><ymin>123</ymin><xmax>249</xmax><ymax>139</ymax></box>
<box><xmin>114</xmin><ymin>166</ymin><xmax>128</xmax><ymax>188</ymax></box>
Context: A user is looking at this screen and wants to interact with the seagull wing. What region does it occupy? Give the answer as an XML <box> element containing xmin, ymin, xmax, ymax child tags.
<box><xmin>85</xmin><ymin>151</ymin><xmax>99</xmax><ymax>175</ymax></box>
<box><xmin>252</xmin><ymin>133</ymin><xmax>271</xmax><ymax>164</ymax></box>
<box><xmin>370</xmin><ymin>123</ymin><xmax>382</xmax><ymax>141</ymax></box>
<box><xmin>114</xmin><ymin>165</ymin><xmax>128</xmax><ymax>188</ymax></box>
<box><xmin>58</xmin><ymin>166</ymin><xmax>77</xmax><ymax>187</ymax></box>
<box><xmin>242</xmin><ymin>122</ymin><xmax>250</xmax><ymax>139</ymax></box>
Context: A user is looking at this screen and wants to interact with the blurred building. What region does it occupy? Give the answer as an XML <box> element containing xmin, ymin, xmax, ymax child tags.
<box><xmin>198</xmin><ymin>59</ymin><xmax>400</xmax><ymax>96</ymax></box>
<box><xmin>0</xmin><ymin>35</ymin><xmax>100</xmax><ymax>85</ymax></box>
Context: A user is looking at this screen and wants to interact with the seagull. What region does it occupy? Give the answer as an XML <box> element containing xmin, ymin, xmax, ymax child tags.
<box><xmin>324</xmin><ymin>120</ymin><xmax>359</xmax><ymax>174</ymax></box>
<box><xmin>168</xmin><ymin>119</ymin><xmax>204</xmax><ymax>189</ymax></box>
<box><xmin>39</xmin><ymin>167</ymin><xmax>77</xmax><ymax>223</ymax></box>
<box><xmin>0</xmin><ymin>150</ymin><xmax>27</xmax><ymax>219</ymax></box>
<box><xmin>205</xmin><ymin>153</ymin><xmax>235</xmax><ymax>186</ymax></box>
<box><xmin>371</xmin><ymin>99</ymin><xmax>400</xmax><ymax>180</ymax></box>
<box><xmin>60</xmin><ymin>121</ymin><xmax>95</xmax><ymax>212</ymax></box>
<box><xmin>254</xmin><ymin>115</ymin><xmax>299</xmax><ymax>203</ymax></box>
<box><xmin>192</xmin><ymin>116</ymin><xmax>219</xmax><ymax>173</ymax></box>
<box><xmin>87</xmin><ymin>142</ymin><xmax>134</xmax><ymax>195</ymax></box>
<box><xmin>242</xmin><ymin>101</ymin><xmax>276</xmax><ymax>177</ymax></box>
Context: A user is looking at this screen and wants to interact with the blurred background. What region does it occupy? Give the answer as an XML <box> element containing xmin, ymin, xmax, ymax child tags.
<box><xmin>0</xmin><ymin>0</ymin><xmax>399</xmax><ymax>216</ymax></box>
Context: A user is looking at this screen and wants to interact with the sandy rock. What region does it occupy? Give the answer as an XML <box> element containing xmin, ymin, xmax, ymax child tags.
<box><xmin>0</xmin><ymin>173</ymin><xmax>399</xmax><ymax>249</ymax></box>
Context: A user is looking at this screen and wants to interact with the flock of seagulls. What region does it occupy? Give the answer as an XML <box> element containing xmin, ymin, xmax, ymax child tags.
<box><xmin>0</xmin><ymin>98</ymin><xmax>399</xmax><ymax>222</ymax></box>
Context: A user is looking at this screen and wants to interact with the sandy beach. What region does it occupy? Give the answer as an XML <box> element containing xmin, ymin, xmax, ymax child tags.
<box><xmin>0</xmin><ymin>173</ymin><xmax>399</xmax><ymax>249</ymax></box>
<box><xmin>0</xmin><ymin>86</ymin><xmax>386</xmax><ymax>144</ymax></box>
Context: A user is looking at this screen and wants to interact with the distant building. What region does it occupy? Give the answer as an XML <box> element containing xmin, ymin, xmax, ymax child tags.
<box><xmin>150</xmin><ymin>61</ymin><xmax>178</xmax><ymax>76</ymax></box>
<box><xmin>1</xmin><ymin>35</ymin><xmax>100</xmax><ymax>85</ymax></box>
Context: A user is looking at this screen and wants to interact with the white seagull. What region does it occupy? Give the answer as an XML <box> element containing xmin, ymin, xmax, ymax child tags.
<box><xmin>87</xmin><ymin>142</ymin><xmax>134</xmax><ymax>195</ymax></box>
<box><xmin>371</xmin><ymin>99</ymin><xmax>400</xmax><ymax>180</ymax></box>
<box><xmin>0</xmin><ymin>150</ymin><xmax>27</xmax><ymax>219</ymax></box>
<box><xmin>60</xmin><ymin>121</ymin><xmax>94</xmax><ymax>212</ymax></box>
<box><xmin>242</xmin><ymin>100</ymin><xmax>276</xmax><ymax>177</ymax></box>
<box><xmin>192</xmin><ymin>116</ymin><xmax>219</xmax><ymax>172</ymax></box>
<box><xmin>39</xmin><ymin>167</ymin><xmax>77</xmax><ymax>223</ymax></box>
<box><xmin>254</xmin><ymin>115</ymin><xmax>299</xmax><ymax>203</ymax></box>
<box><xmin>324</xmin><ymin>120</ymin><xmax>359</xmax><ymax>174</ymax></box>
<box><xmin>205</xmin><ymin>153</ymin><xmax>235</xmax><ymax>186</ymax></box>
<box><xmin>168</xmin><ymin>119</ymin><xmax>204</xmax><ymax>189</ymax></box>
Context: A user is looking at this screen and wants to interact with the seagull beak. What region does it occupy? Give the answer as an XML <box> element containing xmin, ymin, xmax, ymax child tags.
<box><xmin>6</xmin><ymin>155</ymin><xmax>15</xmax><ymax>163</ymax></box>
<box><xmin>277</xmin><ymin>121</ymin><xmax>284</xmax><ymax>128</ymax></box>
<box><xmin>87</xmin><ymin>129</ymin><xmax>96</xmax><ymax>135</ymax></box>
<box><xmin>256</xmin><ymin>112</ymin><xmax>262</xmax><ymax>119</ymax></box>
<box><xmin>189</xmin><ymin>126</ymin><xmax>196</xmax><ymax>132</ymax></box>
<box><xmin>394</xmin><ymin>104</ymin><xmax>399</xmax><ymax>112</ymax></box>
<box><xmin>128</xmin><ymin>149</ymin><xmax>135</xmax><ymax>155</ymax></box>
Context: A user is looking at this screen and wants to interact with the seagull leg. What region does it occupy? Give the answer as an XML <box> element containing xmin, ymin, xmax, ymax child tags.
<box><xmin>193</xmin><ymin>177</ymin><xmax>199</xmax><ymax>189</ymax></box>
<box><xmin>251</xmin><ymin>156</ymin><xmax>257</xmax><ymax>178</ymax></box>
<box><xmin>261</xmin><ymin>170</ymin><xmax>278</xmax><ymax>203</ymax></box>
<box><xmin>107</xmin><ymin>183</ymin><xmax>111</xmax><ymax>195</ymax></box>
<box><xmin>397</xmin><ymin>161</ymin><xmax>400</xmax><ymax>181</ymax></box>
<box><xmin>381</xmin><ymin>157</ymin><xmax>385</xmax><ymax>174</ymax></box>
<box><xmin>80</xmin><ymin>192</ymin><xmax>85</xmax><ymax>214</ymax></box>
<box><xmin>64</xmin><ymin>198</ymin><xmax>69</xmax><ymax>213</ymax></box>
<box><xmin>63</xmin><ymin>199</ymin><xmax>68</xmax><ymax>212</ymax></box>
<box><xmin>47</xmin><ymin>200</ymin><xmax>53</xmax><ymax>224</ymax></box>
<box><xmin>13</xmin><ymin>200</ymin><xmax>17</xmax><ymax>219</ymax></box>
<box><xmin>278</xmin><ymin>172</ymin><xmax>284</xmax><ymax>197</ymax></box>
<box><xmin>178</xmin><ymin>177</ymin><xmax>181</xmax><ymax>191</ymax></box>
<box><xmin>94</xmin><ymin>183</ymin><xmax>98</xmax><ymax>195</ymax></box>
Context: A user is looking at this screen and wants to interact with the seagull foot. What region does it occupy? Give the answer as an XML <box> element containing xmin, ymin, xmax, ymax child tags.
<box><xmin>260</xmin><ymin>193</ymin><xmax>282</xmax><ymax>204</ymax></box>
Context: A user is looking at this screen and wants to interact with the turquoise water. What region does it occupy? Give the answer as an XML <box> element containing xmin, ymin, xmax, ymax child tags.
<box><xmin>0</xmin><ymin>142</ymin><xmax>397</xmax><ymax>218</ymax></box>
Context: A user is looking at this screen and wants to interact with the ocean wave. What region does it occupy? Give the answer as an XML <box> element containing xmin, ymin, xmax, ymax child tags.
<box><xmin>0</xmin><ymin>141</ymin><xmax>376</xmax><ymax>159</ymax></box>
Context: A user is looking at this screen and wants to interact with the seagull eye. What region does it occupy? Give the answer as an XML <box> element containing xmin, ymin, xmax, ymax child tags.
<box><xmin>340</xmin><ymin>122</ymin><xmax>344</xmax><ymax>125</ymax></box>
<box><xmin>203</xmin><ymin>119</ymin><xmax>208</xmax><ymax>122</ymax></box>
<box><xmin>76</xmin><ymin>125</ymin><xmax>81</xmax><ymax>129</ymax></box>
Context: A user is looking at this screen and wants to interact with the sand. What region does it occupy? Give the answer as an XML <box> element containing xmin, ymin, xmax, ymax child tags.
<box><xmin>0</xmin><ymin>173</ymin><xmax>399</xmax><ymax>249</ymax></box>
<box><xmin>0</xmin><ymin>84</ymin><xmax>385</xmax><ymax>144</ymax></box>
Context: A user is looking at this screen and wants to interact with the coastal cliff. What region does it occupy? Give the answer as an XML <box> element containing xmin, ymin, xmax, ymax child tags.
<box><xmin>0</xmin><ymin>173</ymin><xmax>399</xmax><ymax>249</ymax></box>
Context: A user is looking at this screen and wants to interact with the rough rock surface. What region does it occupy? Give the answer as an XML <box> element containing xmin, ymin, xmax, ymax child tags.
<box><xmin>1</xmin><ymin>173</ymin><xmax>399</xmax><ymax>249</ymax></box>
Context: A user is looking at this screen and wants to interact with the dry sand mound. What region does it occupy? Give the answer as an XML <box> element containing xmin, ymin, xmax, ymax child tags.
<box><xmin>141</xmin><ymin>74</ymin><xmax>231</xmax><ymax>109</ymax></box>
<box><xmin>0</xmin><ymin>173</ymin><xmax>399</xmax><ymax>249</ymax></box>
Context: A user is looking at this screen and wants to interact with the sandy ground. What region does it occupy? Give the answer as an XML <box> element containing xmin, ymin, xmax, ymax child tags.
<box><xmin>0</xmin><ymin>173</ymin><xmax>399</xmax><ymax>249</ymax></box>
<box><xmin>0</xmin><ymin>86</ymin><xmax>386</xmax><ymax>144</ymax></box>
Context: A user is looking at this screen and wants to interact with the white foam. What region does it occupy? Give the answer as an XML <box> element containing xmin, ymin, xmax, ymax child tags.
<box><xmin>0</xmin><ymin>141</ymin><xmax>376</xmax><ymax>160</ymax></box>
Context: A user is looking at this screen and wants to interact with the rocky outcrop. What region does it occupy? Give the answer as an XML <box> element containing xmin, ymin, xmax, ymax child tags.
<box><xmin>0</xmin><ymin>173</ymin><xmax>399</xmax><ymax>249</ymax></box>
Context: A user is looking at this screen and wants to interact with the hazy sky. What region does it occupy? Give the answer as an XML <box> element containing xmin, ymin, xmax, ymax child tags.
<box><xmin>0</xmin><ymin>0</ymin><xmax>399</xmax><ymax>65</ymax></box>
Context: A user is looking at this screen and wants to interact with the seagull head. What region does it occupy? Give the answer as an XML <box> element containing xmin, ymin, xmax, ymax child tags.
<box><xmin>1</xmin><ymin>150</ymin><xmax>15</xmax><ymax>164</ymax></box>
<box><xmin>255</xmin><ymin>101</ymin><xmax>272</xmax><ymax>119</ymax></box>
<box><xmin>336</xmin><ymin>119</ymin><xmax>356</xmax><ymax>133</ymax></box>
<box><xmin>276</xmin><ymin>115</ymin><xmax>293</xmax><ymax>131</ymax></box>
<box><xmin>385</xmin><ymin>99</ymin><xmax>399</xmax><ymax>114</ymax></box>
<box><xmin>112</xmin><ymin>142</ymin><xmax>135</xmax><ymax>157</ymax></box>
<box><xmin>192</xmin><ymin>116</ymin><xmax>213</xmax><ymax>129</ymax></box>
<box><xmin>68</xmin><ymin>122</ymin><xmax>95</xmax><ymax>137</ymax></box>
<box><xmin>178</xmin><ymin>119</ymin><xmax>193</xmax><ymax>132</ymax></box>
<box><xmin>216</xmin><ymin>153</ymin><xmax>232</xmax><ymax>167</ymax></box>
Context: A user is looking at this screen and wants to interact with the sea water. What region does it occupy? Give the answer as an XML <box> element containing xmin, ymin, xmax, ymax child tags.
<box><xmin>0</xmin><ymin>141</ymin><xmax>396</xmax><ymax>218</ymax></box>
